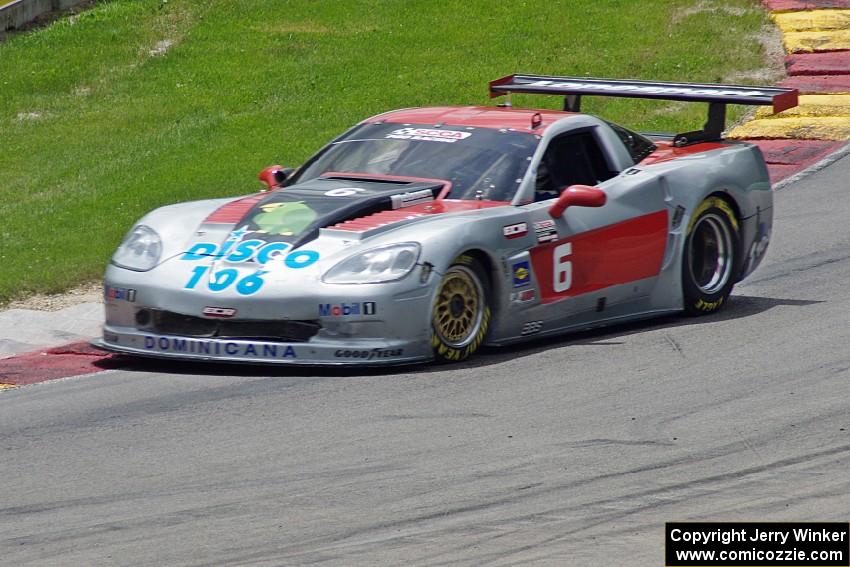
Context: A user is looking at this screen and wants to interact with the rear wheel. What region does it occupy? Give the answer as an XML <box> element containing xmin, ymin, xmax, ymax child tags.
<box><xmin>431</xmin><ymin>255</ymin><xmax>491</xmax><ymax>362</ymax></box>
<box><xmin>682</xmin><ymin>197</ymin><xmax>739</xmax><ymax>315</ymax></box>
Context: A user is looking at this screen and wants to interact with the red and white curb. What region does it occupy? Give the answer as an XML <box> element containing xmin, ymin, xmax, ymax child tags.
<box><xmin>731</xmin><ymin>1</ymin><xmax>850</xmax><ymax>185</ymax></box>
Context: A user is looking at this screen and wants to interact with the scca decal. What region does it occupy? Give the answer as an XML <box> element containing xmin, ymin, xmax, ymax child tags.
<box><xmin>385</xmin><ymin>128</ymin><xmax>472</xmax><ymax>143</ymax></box>
<box><xmin>529</xmin><ymin>210</ymin><xmax>668</xmax><ymax>304</ymax></box>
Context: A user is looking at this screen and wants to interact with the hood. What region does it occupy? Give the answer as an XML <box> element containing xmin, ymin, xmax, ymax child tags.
<box><xmin>198</xmin><ymin>176</ymin><xmax>443</xmax><ymax>250</ymax></box>
<box><xmin>157</xmin><ymin>176</ymin><xmax>508</xmax><ymax>282</ymax></box>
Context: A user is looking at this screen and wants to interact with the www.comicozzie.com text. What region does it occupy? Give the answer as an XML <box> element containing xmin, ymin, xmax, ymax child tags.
<box><xmin>670</xmin><ymin>526</ymin><xmax>847</xmax><ymax>546</ymax></box>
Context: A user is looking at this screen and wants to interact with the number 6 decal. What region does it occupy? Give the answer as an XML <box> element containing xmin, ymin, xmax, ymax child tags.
<box><xmin>553</xmin><ymin>242</ymin><xmax>572</xmax><ymax>292</ymax></box>
<box><xmin>324</xmin><ymin>187</ymin><xmax>366</xmax><ymax>197</ymax></box>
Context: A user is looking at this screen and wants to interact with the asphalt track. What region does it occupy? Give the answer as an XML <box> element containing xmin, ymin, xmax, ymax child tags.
<box><xmin>2</xmin><ymin>157</ymin><xmax>850</xmax><ymax>566</ymax></box>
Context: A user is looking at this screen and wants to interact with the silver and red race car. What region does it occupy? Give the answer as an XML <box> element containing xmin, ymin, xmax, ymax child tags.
<box><xmin>94</xmin><ymin>74</ymin><xmax>796</xmax><ymax>365</ymax></box>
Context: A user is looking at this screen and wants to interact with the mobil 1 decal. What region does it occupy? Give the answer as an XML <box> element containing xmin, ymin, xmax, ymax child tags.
<box><xmin>528</xmin><ymin>211</ymin><xmax>669</xmax><ymax>304</ymax></box>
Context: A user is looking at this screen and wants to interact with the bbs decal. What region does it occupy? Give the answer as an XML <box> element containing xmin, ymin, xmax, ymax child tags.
<box><xmin>521</xmin><ymin>321</ymin><xmax>543</xmax><ymax>335</ymax></box>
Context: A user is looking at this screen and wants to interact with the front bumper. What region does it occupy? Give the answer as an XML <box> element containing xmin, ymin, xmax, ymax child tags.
<box><xmin>99</xmin><ymin>259</ymin><xmax>438</xmax><ymax>366</ymax></box>
<box><xmin>94</xmin><ymin>327</ymin><xmax>431</xmax><ymax>366</ymax></box>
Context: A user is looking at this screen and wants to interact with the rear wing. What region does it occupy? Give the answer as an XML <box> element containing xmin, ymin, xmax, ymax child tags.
<box><xmin>489</xmin><ymin>74</ymin><xmax>798</xmax><ymax>146</ymax></box>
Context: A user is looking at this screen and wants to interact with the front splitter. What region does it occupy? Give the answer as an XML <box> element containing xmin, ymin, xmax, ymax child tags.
<box><xmin>94</xmin><ymin>329</ymin><xmax>431</xmax><ymax>367</ymax></box>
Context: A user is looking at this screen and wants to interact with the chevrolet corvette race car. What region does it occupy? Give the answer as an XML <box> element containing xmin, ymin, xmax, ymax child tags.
<box><xmin>94</xmin><ymin>74</ymin><xmax>797</xmax><ymax>365</ymax></box>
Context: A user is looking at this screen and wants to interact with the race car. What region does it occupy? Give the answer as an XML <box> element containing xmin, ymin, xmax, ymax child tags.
<box><xmin>94</xmin><ymin>74</ymin><xmax>796</xmax><ymax>365</ymax></box>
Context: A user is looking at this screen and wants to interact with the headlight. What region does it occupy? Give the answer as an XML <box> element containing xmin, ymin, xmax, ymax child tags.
<box><xmin>111</xmin><ymin>225</ymin><xmax>163</xmax><ymax>271</ymax></box>
<box><xmin>322</xmin><ymin>242</ymin><xmax>420</xmax><ymax>284</ymax></box>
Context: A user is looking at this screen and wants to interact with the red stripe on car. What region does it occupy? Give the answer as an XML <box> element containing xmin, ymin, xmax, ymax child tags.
<box><xmin>639</xmin><ymin>141</ymin><xmax>728</xmax><ymax>166</ymax></box>
<box><xmin>204</xmin><ymin>193</ymin><xmax>268</xmax><ymax>224</ymax></box>
<box><xmin>332</xmin><ymin>200</ymin><xmax>509</xmax><ymax>232</ymax></box>
<box><xmin>530</xmin><ymin>210</ymin><xmax>669</xmax><ymax>304</ymax></box>
<box><xmin>367</xmin><ymin>106</ymin><xmax>573</xmax><ymax>134</ymax></box>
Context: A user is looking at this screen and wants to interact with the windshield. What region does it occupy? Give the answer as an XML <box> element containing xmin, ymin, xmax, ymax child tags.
<box><xmin>290</xmin><ymin>123</ymin><xmax>540</xmax><ymax>201</ymax></box>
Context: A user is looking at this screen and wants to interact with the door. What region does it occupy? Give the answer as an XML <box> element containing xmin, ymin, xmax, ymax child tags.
<box><xmin>523</xmin><ymin>129</ymin><xmax>670</xmax><ymax>323</ymax></box>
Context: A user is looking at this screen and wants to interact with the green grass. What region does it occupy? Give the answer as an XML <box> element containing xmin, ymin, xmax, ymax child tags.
<box><xmin>0</xmin><ymin>0</ymin><xmax>777</xmax><ymax>304</ymax></box>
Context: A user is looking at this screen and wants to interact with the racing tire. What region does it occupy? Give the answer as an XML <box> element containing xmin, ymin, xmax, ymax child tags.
<box><xmin>431</xmin><ymin>254</ymin><xmax>491</xmax><ymax>363</ymax></box>
<box><xmin>682</xmin><ymin>197</ymin><xmax>740</xmax><ymax>316</ymax></box>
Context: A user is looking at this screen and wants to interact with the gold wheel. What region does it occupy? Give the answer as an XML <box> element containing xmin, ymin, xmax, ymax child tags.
<box><xmin>432</xmin><ymin>265</ymin><xmax>485</xmax><ymax>349</ymax></box>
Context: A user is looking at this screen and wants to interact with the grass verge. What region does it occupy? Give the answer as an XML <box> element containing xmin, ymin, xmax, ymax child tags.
<box><xmin>0</xmin><ymin>0</ymin><xmax>779</xmax><ymax>304</ymax></box>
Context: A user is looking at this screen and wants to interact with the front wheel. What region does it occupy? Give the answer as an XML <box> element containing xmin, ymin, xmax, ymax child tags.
<box><xmin>682</xmin><ymin>197</ymin><xmax>740</xmax><ymax>315</ymax></box>
<box><xmin>431</xmin><ymin>255</ymin><xmax>491</xmax><ymax>362</ymax></box>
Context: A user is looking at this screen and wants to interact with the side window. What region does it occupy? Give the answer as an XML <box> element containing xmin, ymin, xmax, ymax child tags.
<box><xmin>535</xmin><ymin>131</ymin><xmax>616</xmax><ymax>201</ymax></box>
<box><xmin>605</xmin><ymin>121</ymin><xmax>657</xmax><ymax>164</ymax></box>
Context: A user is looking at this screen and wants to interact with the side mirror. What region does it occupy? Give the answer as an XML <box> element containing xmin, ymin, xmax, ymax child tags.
<box><xmin>258</xmin><ymin>165</ymin><xmax>294</xmax><ymax>191</ymax></box>
<box><xmin>548</xmin><ymin>185</ymin><xmax>606</xmax><ymax>218</ymax></box>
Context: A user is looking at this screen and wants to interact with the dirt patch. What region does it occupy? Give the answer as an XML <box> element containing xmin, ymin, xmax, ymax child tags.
<box><xmin>6</xmin><ymin>281</ymin><xmax>102</xmax><ymax>311</ymax></box>
<box><xmin>724</xmin><ymin>21</ymin><xmax>787</xmax><ymax>132</ymax></box>
<box><xmin>671</xmin><ymin>0</ymin><xmax>750</xmax><ymax>25</ymax></box>
<box><xmin>725</xmin><ymin>23</ymin><xmax>787</xmax><ymax>84</ymax></box>
<box><xmin>149</xmin><ymin>38</ymin><xmax>173</xmax><ymax>56</ymax></box>
<box><xmin>16</xmin><ymin>111</ymin><xmax>43</xmax><ymax>121</ymax></box>
<box><xmin>669</xmin><ymin>1</ymin><xmax>786</xmax><ymax>86</ymax></box>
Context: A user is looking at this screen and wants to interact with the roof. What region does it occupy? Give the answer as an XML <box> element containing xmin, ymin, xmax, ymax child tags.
<box><xmin>366</xmin><ymin>106</ymin><xmax>575</xmax><ymax>133</ymax></box>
